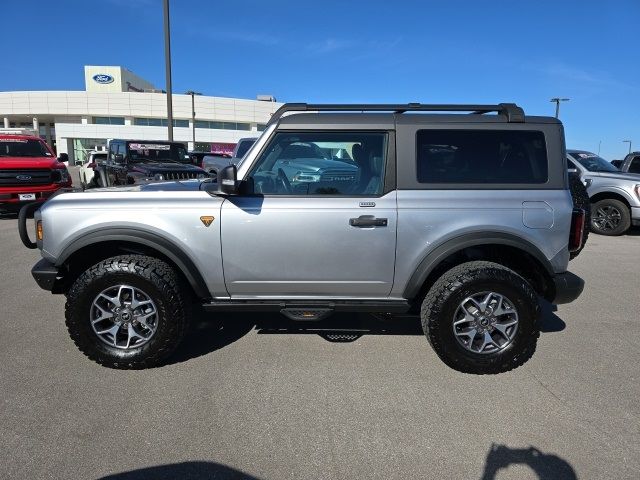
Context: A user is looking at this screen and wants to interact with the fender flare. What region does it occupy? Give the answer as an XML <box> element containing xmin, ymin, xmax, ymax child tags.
<box><xmin>402</xmin><ymin>232</ymin><xmax>555</xmax><ymax>300</ymax></box>
<box><xmin>56</xmin><ymin>228</ymin><xmax>210</xmax><ymax>299</ymax></box>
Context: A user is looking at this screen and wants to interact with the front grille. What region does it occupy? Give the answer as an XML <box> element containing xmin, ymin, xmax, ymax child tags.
<box><xmin>163</xmin><ymin>171</ymin><xmax>201</xmax><ymax>181</ymax></box>
<box><xmin>0</xmin><ymin>169</ymin><xmax>52</xmax><ymax>187</ymax></box>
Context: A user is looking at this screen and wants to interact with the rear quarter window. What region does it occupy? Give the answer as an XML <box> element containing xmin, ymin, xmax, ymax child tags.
<box><xmin>416</xmin><ymin>130</ymin><xmax>548</xmax><ymax>184</ymax></box>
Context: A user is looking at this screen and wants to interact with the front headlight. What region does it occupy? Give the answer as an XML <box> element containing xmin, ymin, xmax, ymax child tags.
<box><xmin>292</xmin><ymin>172</ymin><xmax>321</xmax><ymax>183</ymax></box>
<box><xmin>52</xmin><ymin>168</ymin><xmax>70</xmax><ymax>183</ymax></box>
<box><xmin>197</xmin><ymin>173</ymin><xmax>207</xmax><ymax>179</ymax></box>
<box><xmin>582</xmin><ymin>178</ymin><xmax>592</xmax><ymax>188</ymax></box>
<box><xmin>154</xmin><ymin>173</ymin><xmax>165</xmax><ymax>181</ymax></box>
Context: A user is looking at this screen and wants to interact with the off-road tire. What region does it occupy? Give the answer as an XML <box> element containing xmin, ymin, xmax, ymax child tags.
<box><xmin>65</xmin><ymin>255</ymin><xmax>191</xmax><ymax>369</ymax></box>
<box><xmin>590</xmin><ymin>198</ymin><xmax>631</xmax><ymax>236</ymax></box>
<box><xmin>421</xmin><ymin>261</ymin><xmax>539</xmax><ymax>375</ymax></box>
<box><xmin>568</xmin><ymin>172</ymin><xmax>590</xmax><ymax>259</ymax></box>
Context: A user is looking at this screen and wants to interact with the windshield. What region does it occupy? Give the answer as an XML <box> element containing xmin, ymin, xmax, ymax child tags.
<box><xmin>235</xmin><ymin>139</ymin><xmax>256</xmax><ymax>159</ymax></box>
<box><xmin>127</xmin><ymin>143</ymin><xmax>189</xmax><ymax>163</ymax></box>
<box><xmin>570</xmin><ymin>152</ymin><xmax>619</xmax><ymax>173</ymax></box>
<box><xmin>0</xmin><ymin>139</ymin><xmax>51</xmax><ymax>158</ymax></box>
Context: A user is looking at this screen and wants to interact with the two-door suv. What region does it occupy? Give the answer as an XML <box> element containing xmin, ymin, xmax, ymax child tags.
<box><xmin>22</xmin><ymin>103</ymin><xmax>586</xmax><ymax>374</ymax></box>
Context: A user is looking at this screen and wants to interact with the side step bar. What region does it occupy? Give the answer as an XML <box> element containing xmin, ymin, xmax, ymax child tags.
<box><xmin>202</xmin><ymin>299</ymin><xmax>411</xmax><ymax>316</ymax></box>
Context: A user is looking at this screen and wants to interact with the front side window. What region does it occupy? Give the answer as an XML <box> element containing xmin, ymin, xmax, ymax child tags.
<box><xmin>249</xmin><ymin>131</ymin><xmax>387</xmax><ymax>195</ymax></box>
<box><xmin>417</xmin><ymin>130</ymin><xmax>548</xmax><ymax>184</ymax></box>
<box><xmin>628</xmin><ymin>156</ymin><xmax>640</xmax><ymax>174</ymax></box>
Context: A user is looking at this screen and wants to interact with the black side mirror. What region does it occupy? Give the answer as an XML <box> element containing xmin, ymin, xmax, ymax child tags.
<box><xmin>213</xmin><ymin>164</ymin><xmax>238</xmax><ymax>195</ymax></box>
<box><xmin>58</xmin><ymin>152</ymin><xmax>69</xmax><ymax>163</ymax></box>
<box><xmin>114</xmin><ymin>154</ymin><xmax>125</xmax><ymax>164</ymax></box>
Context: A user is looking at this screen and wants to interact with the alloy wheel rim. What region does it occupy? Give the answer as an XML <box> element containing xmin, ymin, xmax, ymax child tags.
<box><xmin>593</xmin><ymin>205</ymin><xmax>621</xmax><ymax>231</ymax></box>
<box><xmin>90</xmin><ymin>285</ymin><xmax>159</xmax><ymax>349</ymax></box>
<box><xmin>452</xmin><ymin>291</ymin><xmax>519</xmax><ymax>354</ymax></box>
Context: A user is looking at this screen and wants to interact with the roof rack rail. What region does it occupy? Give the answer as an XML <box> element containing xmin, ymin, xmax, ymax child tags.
<box><xmin>268</xmin><ymin>102</ymin><xmax>525</xmax><ymax>124</ymax></box>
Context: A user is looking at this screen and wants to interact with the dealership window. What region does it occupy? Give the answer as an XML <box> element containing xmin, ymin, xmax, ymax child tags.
<box><xmin>257</xmin><ymin>124</ymin><xmax>267</xmax><ymax>131</ymax></box>
<box><xmin>416</xmin><ymin>130</ymin><xmax>548</xmax><ymax>184</ymax></box>
<box><xmin>194</xmin><ymin>120</ymin><xmax>252</xmax><ymax>131</ymax></box>
<box><xmin>134</xmin><ymin>117</ymin><xmax>188</xmax><ymax>127</ymax></box>
<box><xmin>93</xmin><ymin>116</ymin><xmax>125</xmax><ymax>125</ymax></box>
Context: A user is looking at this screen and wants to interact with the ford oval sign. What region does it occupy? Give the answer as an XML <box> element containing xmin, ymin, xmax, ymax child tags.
<box><xmin>92</xmin><ymin>74</ymin><xmax>114</xmax><ymax>84</ymax></box>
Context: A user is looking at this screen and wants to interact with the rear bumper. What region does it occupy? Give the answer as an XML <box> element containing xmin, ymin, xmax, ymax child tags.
<box><xmin>551</xmin><ymin>271</ymin><xmax>584</xmax><ymax>304</ymax></box>
<box><xmin>32</xmin><ymin>258</ymin><xmax>60</xmax><ymax>291</ymax></box>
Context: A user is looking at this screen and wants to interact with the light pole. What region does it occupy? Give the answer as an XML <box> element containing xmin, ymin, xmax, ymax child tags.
<box><xmin>550</xmin><ymin>98</ymin><xmax>569</xmax><ymax>118</ymax></box>
<box><xmin>185</xmin><ymin>90</ymin><xmax>202</xmax><ymax>150</ymax></box>
<box><xmin>163</xmin><ymin>0</ymin><xmax>174</xmax><ymax>141</ymax></box>
<box><xmin>623</xmin><ymin>140</ymin><xmax>632</xmax><ymax>154</ymax></box>
<box><xmin>597</xmin><ymin>140</ymin><xmax>602</xmax><ymax>155</ymax></box>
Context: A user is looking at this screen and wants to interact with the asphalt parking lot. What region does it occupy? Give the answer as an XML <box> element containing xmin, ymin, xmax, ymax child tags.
<box><xmin>1</xmin><ymin>173</ymin><xmax>639</xmax><ymax>479</ymax></box>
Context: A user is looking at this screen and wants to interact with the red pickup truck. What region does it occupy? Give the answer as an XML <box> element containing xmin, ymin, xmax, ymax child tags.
<box><xmin>0</xmin><ymin>133</ymin><xmax>71</xmax><ymax>212</ymax></box>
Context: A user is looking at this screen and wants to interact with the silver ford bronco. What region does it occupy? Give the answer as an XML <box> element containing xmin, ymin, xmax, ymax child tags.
<box><xmin>22</xmin><ymin>103</ymin><xmax>586</xmax><ymax>374</ymax></box>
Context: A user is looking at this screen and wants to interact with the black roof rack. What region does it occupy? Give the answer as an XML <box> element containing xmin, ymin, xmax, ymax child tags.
<box><xmin>268</xmin><ymin>102</ymin><xmax>525</xmax><ymax>124</ymax></box>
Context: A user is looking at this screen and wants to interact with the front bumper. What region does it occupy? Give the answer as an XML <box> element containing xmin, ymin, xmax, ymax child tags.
<box><xmin>32</xmin><ymin>258</ymin><xmax>60</xmax><ymax>292</ymax></box>
<box><xmin>631</xmin><ymin>206</ymin><xmax>640</xmax><ymax>226</ymax></box>
<box><xmin>551</xmin><ymin>271</ymin><xmax>585</xmax><ymax>304</ymax></box>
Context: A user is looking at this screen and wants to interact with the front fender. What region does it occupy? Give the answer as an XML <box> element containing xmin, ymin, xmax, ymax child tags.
<box><xmin>56</xmin><ymin>228</ymin><xmax>211</xmax><ymax>299</ymax></box>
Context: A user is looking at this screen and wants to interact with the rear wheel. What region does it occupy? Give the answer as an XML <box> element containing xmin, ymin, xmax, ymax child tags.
<box><xmin>65</xmin><ymin>255</ymin><xmax>191</xmax><ymax>369</ymax></box>
<box><xmin>421</xmin><ymin>261</ymin><xmax>539</xmax><ymax>374</ymax></box>
<box><xmin>591</xmin><ymin>198</ymin><xmax>630</xmax><ymax>236</ymax></box>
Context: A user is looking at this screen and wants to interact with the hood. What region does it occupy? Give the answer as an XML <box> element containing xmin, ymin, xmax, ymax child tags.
<box><xmin>130</xmin><ymin>161</ymin><xmax>206</xmax><ymax>174</ymax></box>
<box><xmin>86</xmin><ymin>179</ymin><xmax>205</xmax><ymax>193</ymax></box>
<box><xmin>588</xmin><ymin>171</ymin><xmax>640</xmax><ymax>182</ymax></box>
<box><xmin>0</xmin><ymin>156</ymin><xmax>64</xmax><ymax>169</ymax></box>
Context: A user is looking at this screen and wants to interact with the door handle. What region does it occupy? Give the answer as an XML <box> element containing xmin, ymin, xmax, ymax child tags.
<box><xmin>349</xmin><ymin>215</ymin><xmax>388</xmax><ymax>227</ymax></box>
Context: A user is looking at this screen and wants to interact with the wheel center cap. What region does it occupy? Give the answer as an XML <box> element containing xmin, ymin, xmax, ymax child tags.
<box><xmin>480</xmin><ymin>318</ymin><xmax>489</xmax><ymax>327</ymax></box>
<box><xmin>119</xmin><ymin>310</ymin><xmax>132</xmax><ymax>322</ymax></box>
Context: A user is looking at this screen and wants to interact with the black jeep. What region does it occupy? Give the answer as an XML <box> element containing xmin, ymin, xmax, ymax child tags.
<box><xmin>91</xmin><ymin>140</ymin><xmax>208</xmax><ymax>187</ymax></box>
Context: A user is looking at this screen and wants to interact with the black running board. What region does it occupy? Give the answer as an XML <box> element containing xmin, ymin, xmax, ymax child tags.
<box><xmin>201</xmin><ymin>299</ymin><xmax>410</xmax><ymax>315</ymax></box>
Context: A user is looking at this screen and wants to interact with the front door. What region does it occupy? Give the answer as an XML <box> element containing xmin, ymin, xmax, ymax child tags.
<box><xmin>220</xmin><ymin>130</ymin><xmax>397</xmax><ymax>298</ymax></box>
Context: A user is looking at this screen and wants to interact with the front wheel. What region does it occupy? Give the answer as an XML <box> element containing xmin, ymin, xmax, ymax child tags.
<box><xmin>65</xmin><ymin>255</ymin><xmax>191</xmax><ymax>369</ymax></box>
<box><xmin>421</xmin><ymin>261</ymin><xmax>539</xmax><ymax>374</ymax></box>
<box><xmin>590</xmin><ymin>198</ymin><xmax>630</xmax><ymax>236</ymax></box>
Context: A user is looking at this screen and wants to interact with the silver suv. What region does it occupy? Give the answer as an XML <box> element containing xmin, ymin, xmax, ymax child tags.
<box><xmin>22</xmin><ymin>103</ymin><xmax>586</xmax><ymax>374</ymax></box>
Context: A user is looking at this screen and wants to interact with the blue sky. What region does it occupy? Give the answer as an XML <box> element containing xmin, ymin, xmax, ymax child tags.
<box><xmin>2</xmin><ymin>0</ymin><xmax>638</xmax><ymax>159</ymax></box>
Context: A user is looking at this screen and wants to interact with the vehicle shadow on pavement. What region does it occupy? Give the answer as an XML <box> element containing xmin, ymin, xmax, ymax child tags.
<box><xmin>163</xmin><ymin>307</ymin><xmax>256</xmax><ymax>366</ymax></box>
<box><xmin>97</xmin><ymin>461</ymin><xmax>260</xmax><ymax>480</ymax></box>
<box><xmin>479</xmin><ymin>443</ymin><xmax>577</xmax><ymax>479</ymax></box>
<box><xmin>165</xmin><ymin>301</ymin><xmax>567</xmax><ymax>366</ymax></box>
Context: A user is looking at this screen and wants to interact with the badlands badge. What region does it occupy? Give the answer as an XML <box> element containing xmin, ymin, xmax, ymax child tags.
<box><xmin>200</xmin><ymin>216</ymin><xmax>215</xmax><ymax>227</ymax></box>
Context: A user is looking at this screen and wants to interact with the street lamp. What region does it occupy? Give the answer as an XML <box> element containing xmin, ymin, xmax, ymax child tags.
<box><xmin>623</xmin><ymin>140</ymin><xmax>632</xmax><ymax>154</ymax></box>
<box><xmin>185</xmin><ymin>91</ymin><xmax>202</xmax><ymax>150</ymax></box>
<box><xmin>550</xmin><ymin>98</ymin><xmax>570</xmax><ymax>118</ymax></box>
<box><xmin>163</xmin><ymin>0</ymin><xmax>174</xmax><ymax>141</ymax></box>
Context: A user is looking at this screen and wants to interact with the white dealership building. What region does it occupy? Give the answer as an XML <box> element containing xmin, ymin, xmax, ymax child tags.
<box><xmin>0</xmin><ymin>65</ymin><xmax>281</xmax><ymax>163</ymax></box>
